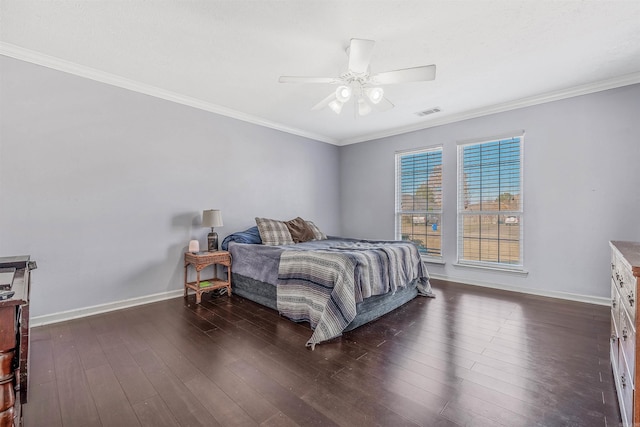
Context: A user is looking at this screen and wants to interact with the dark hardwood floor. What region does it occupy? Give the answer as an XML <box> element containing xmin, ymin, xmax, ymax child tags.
<box><xmin>23</xmin><ymin>279</ymin><xmax>621</xmax><ymax>427</ymax></box>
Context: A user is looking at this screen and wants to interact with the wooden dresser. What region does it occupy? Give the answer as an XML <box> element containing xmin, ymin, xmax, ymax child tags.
<box><xmin>610</xmin><ymin>241</ymin><xmax>640</xmax><ymax>427</ymax></box>
<box><xmin>0</xmin><ymin>257</ymin><xmax>33</xmax><ymax>427</ymax></box>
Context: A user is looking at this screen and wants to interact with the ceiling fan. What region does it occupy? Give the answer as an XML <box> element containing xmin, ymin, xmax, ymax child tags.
<box><xmin>278</xmin><ymin>38</ymin><xmax>436</xmax><ymax>117</ymax></box>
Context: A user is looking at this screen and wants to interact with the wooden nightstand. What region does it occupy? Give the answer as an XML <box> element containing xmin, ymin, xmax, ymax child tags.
<box><xmin>184</xmin><ymin>251</ymin><xmax>232</xmax><ymax>304</ymax></box>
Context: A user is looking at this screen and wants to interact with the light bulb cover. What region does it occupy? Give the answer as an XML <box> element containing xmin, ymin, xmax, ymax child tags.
<box><xmin>358</xmin><ymin>98</ymin><xmax>372</xmax><ymax>116</ymax></box>
<box><xmin>335</xmin><ymin>85</ymin><xmax>352</xmax><ymax>103</ymax></box>
<box><xmin>328</xmin><ymin>99</ymin><xmax>344</xmax><ymax>114</ymax></box>
<box><xmin>366</xmin><ymin>87</ymin><xmax>384</xmax><ymax>104</ymax></box>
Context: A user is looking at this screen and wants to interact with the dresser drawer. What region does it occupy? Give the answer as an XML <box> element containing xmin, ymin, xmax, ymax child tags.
<box><xmin>613</xmin><ymin>254</ymin><xmax>637</xmax><ymax>322</ymax></box>
<box><xmin>620</xmin><ymin>306</ymin><xmax>637</xmax><ymax>385</ymax></box>
<box><xmin>612</xmin><ymin>280</ymin><xmax>622</xmax><ymax>364</ymax></box>
<box><xmin>0</xmin><ymin>309</ymin><xmax>17</xmax><ymax>352</ymax></box>
<box><xmin>613</xmin><ymin>279</ymin><xmax>622</xmax><ymax>332</ymax></box>
<box><xmin>618</xmin><ymin>357</ymin><xmax>635</xmax><ymax>427</ymax></box>
<box><xmin>612</xmin><ymin>315</ymin><xmax>621</xmax><ymax>374</ymax></box>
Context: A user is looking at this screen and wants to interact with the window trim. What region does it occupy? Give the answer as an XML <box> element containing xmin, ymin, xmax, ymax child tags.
<box><xmin>456</xmin><ymin>131</ymin><xmax>525</xmax><ymax>270</ymax></box>
<box><xmin>395</xmin><ymin>145</ymin><xmax>443</xmax><ymax>261</ymax></box>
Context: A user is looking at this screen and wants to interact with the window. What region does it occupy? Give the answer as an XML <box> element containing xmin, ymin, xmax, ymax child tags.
<box><xmin>395</xmin><ymin>147</ymin><xmax>443</xmax><ymax>258</ymax></box>
<box><xmin>457</xmin><ymin>132</ymin><xmax>524</xmax><ymax>268</ymax></box>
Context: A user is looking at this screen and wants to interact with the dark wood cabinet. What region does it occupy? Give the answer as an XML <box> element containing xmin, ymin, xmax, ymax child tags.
<box><xmin>0</xmin><ymin>257</ymin><xmax>33</xmax><ymax>427</ymax></box>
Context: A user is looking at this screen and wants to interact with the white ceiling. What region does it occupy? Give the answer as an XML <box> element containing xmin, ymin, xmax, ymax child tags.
<box><xmin>1</xmin><ymin>1</ymin><xmax>640</xmax><ymax>145</ymax></box>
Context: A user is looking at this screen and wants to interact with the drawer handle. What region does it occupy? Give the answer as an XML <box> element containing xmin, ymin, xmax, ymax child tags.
<box><xmin>621</xmin><ymin>373</ymin><xmax>627</xmax><ymax>388</ymax></box>
<box><xmin>623</xmin><ymin>328</ymin><xmax>629</xmax><ymax>340</ymax></box>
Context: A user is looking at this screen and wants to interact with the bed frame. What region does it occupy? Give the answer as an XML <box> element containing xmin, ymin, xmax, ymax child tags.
<box><xmin>231</xmin><ymin>272</ymin><xmax>420</xmax><ymax>332</ymax></box>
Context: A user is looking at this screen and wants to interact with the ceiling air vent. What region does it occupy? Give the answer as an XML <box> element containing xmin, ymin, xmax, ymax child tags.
<box><xmin>415</xmin><ymin>107</ymin><xmax>441</xmax><ymax>117</ymax></box>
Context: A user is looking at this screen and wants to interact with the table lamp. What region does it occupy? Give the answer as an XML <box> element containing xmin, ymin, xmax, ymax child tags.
<box><xmin>202</xmin><ymin>209</ymin><xmax>223</xmax><ymax>251</ymax></box>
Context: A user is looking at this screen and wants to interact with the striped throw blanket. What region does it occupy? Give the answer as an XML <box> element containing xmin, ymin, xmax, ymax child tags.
<box><xmin>277</xmin><ymin>241</ymin><xmax>433</xmax><ymax>349</ymax></box>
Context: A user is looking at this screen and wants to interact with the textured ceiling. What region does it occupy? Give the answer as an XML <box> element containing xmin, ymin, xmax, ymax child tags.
<box><xmin>1</xmin><ymin>1</ymin><xmax>640</xmax><ymax>145</ymax></box>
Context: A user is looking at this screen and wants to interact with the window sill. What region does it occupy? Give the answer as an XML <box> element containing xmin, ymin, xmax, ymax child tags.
<box><xmin>421</xmin><ymin>257</ymin><xmax>445</xmax><ymax>265</ymax></box>
<box><xmin>452</xmin><ymin>262</ymin><xmax>529</xmax><ymax>276</ymax></box>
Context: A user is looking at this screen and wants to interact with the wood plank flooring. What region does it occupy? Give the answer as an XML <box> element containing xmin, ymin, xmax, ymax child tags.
<box><xmin>23</xmin><ymin>279</ymin><xmax>621</xmax><ymax>426</ymax></box>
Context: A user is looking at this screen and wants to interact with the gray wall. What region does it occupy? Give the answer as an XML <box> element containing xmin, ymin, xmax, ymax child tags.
<box><xmin>339</xmin><ymin>84</ymin><xmax>640</xmax><ymax>299</ymax></box>
<box><xmin>2</xmin><ymin>54</ymin><xmax>638</xmax><ymax>319</ymax></box>
<box><xmin>0</xmin><ymin>56</ymin><xmax>340</xmax><ymax>317</ymax></box>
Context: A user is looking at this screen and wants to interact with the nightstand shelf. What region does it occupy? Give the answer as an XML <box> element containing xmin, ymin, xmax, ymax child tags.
<box><xmin>184</xmin><ymin>251</ymin><xmax>232</xmax><ymax>303</ymax></box>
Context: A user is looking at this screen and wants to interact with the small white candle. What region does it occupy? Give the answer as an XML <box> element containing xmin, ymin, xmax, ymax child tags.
<box><xmin>188</xmin><ymin>240</ymin><xmax>200</xmax><ymax>253</ymax></box>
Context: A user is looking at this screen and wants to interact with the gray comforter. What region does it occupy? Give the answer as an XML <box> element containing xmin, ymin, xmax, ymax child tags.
<box><xmin>278</xmin><ymin>240</ymin><xmax>433</xmax><ymax>348</ymax></box>
<box><xmin>228</xmin><ymin>237</ymin><xmax>433</xmax><ymax>348</ymax></box>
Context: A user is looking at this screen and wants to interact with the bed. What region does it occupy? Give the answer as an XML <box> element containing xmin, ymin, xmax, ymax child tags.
<box><xmin>222</xmin><ymin>218</ymin><xmax>435</xmax><ymax>349</ymax></box>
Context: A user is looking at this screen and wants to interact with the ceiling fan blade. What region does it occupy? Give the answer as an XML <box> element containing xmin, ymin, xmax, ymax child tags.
<box><xmin>311</xmin><ymin>92</ymin><xmax>336</xmax><ymax>111</ymax></box>
<box><xmin>347</xmin><ymin>39</ymin><xmax>375</xmax><ymax>74</ymax></box>
<box><xmin>361</xmin><ymin>94</ymin><xmax>394</xmax><ymax>113</ymax></box>
<box><xmin>373</xmin><ymin>96</ymin><xmax>394</xmax><ymax>111</ymax></box>
<box><xmin>371</xmin><ymin>65</ymin><xmax>436</xmax><ymax>85</ymax></box>
<box><xmin>279</xmin><ymin>76</ymin><xmax>339</xmax><ymax>84</ymax></box>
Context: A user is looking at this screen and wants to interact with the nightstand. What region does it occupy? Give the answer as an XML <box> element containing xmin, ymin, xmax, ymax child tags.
<box><xmin>184</xmin><ymin>251</ymin><xmax>232</xmax><ymax>303</ymax></box>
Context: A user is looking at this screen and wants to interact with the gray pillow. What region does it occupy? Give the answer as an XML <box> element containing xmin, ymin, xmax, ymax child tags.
<box><xmin>255</xmin><ymin>217</ymin><xmax>295</xmax><ymax>246</ymax></box>
<box><xmin>305</xmin><ymin>220</ymin><xmax>327</xmax><ymax>240</ymax></box>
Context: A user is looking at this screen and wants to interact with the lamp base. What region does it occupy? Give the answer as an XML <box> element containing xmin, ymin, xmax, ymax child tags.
<box><xmin>207</xmin><ymin>231</ymin><xmax>219</xmax><ymax>252</ymax></box>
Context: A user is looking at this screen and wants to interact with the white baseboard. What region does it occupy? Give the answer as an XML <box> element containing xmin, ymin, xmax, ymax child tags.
<box><xmin>31</xmin><ymin>275</ymin><xmax>609</xmax><ymax>327</ymax></box>
<box><xmin>31</xmin><ymin>289</ymin><xmax>184</xmax><ymax>327</ymax></box>
<box><xmin>429</xmin><ymin>273</ymin><xmax>610</xmax><ymax>306</ymax></box>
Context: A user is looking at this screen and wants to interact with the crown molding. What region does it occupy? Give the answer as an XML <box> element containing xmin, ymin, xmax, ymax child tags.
<box><xmin>0</xmin><ymin>42</ymin><xmax>339</xmax><ymax>145</ymax></box>
<box><xmin>339</xmin><ymin>71</ymin><xmax>640</xmax><ymax>146</ymax></box>
<box><xmin>3</xmin><ymin>42</ymin><xmax>638</xmax><ymax>148</ymax></box>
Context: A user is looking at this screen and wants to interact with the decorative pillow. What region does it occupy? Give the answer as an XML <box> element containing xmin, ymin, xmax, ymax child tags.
<box><xmin>255</xmin><ymin>217</ymin><xmax>295</xmax><ymax>246</ymax></box>
<box><xmin>305</xmin><ymin>220</ymin><xmax>327</xmax><ymax>240</ymax></box>
<box><xmin>285</xmin><ymin>217</ymin><xmax>316</xmax><ymax>243</ymax></box>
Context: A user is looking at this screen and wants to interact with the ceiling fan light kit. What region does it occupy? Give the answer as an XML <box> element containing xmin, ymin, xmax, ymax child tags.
<box><xmin>279</xmin><ymin>38</ymin><xmax>436</xmax><ymax>117</ymax></box>
<box><xmin>328</xmin><ymin>99</ymin><xmax>344</xmax><ymax>114</ymax></box>
<box><xmin>366</xmin><ymin>87</ymin><xmax>384</xmax><ymax>104</ymax></box>
<box><xmin>358</xmin><ymin>98</ymin><xmax>372</xmax><ymax>116</ymax></box>
<box><xmin>335</xmin><ymin>85</ymin><xmax>353</xmax><ymax>103</ymax></box>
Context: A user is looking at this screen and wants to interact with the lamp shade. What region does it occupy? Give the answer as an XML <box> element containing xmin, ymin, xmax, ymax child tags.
<box><xmin>202</xmin><ymin>209</ymin><xmax>223</xmax><ymax>228</ymax></box>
